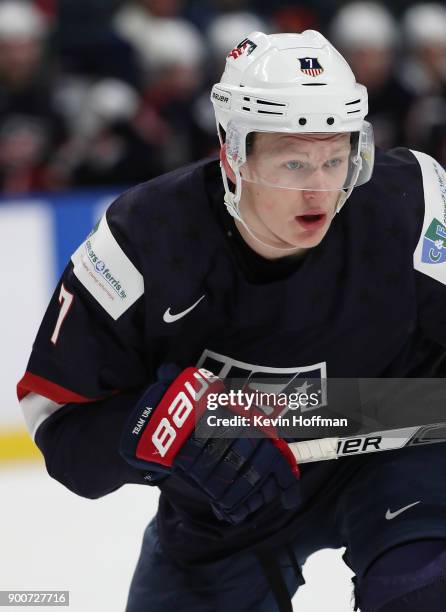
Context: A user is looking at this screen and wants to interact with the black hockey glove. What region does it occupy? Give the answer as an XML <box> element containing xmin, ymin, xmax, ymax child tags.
<box><xmin>120</xmin><ymin>364</ymin><xmax>301</xmax><ymax>525</ymax></box>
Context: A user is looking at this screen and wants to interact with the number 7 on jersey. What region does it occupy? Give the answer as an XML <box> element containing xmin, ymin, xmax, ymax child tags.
<box><xmin>51</xmin><ymin>284</ymin><xmax>74</xmax><ymax>344</ymax></box>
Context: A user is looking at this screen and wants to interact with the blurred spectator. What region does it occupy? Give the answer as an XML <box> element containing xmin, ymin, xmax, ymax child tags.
<box><xmin>54</xmin><ymin>0</ymin><xmax>140</xmax><ymax>87</ymax></box>
<box><xmin>402</xmin><ymin>3</ymin><xmax>446</xmax><ymax>165</ymax></box>
<box><xmin>401</xmin><ymin>3</ymin><xmax>446</xmax><ymax>96</ymax></box>
<box><xmin>0</xmin><ymin>0</ymin><xmax>67</xmax><ymax>193</ymax></box>
<box><xmin>114</xmin><ymin>1</ymin><xmax>204</xmax><ymax>77</ymax></box>
<box><xmin>251</xmin><ymin>0</ymin><xmax>336</xmax><ymax>27</ymax></box>
<box><xmin>114</xmin><ymin>1</ymin><xmax>208</xmax><ymax>168</ymax></box>
<box><xmin>51</xmin><ymin>79</ymin><xmax>165</xmax><ymax>187</ymax></box>
<box><xmin>271</xmin><ymin>6</ymin><xmax>319</xmax><ymax>34</ymax></box>
<box><xmin>330</xmin><ymin>1</ymin><xmax>415</xmax><ymax>150</ymax></box>
<box><xmin>207</xmin><ymin>11</ymin><xmax>269</xmax><ymax>75</ymax></box>
<box><xmin>135</xmin><ymin>0</ymin><xmax>185</xmax><ymax>18</ymax></box>
<box><xmin>407</xmin><ymin>95</ymin><xmax>446</xmax><ymax>167</ymax></box>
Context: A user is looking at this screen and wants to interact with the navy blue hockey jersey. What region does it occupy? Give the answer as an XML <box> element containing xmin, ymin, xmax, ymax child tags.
<box><xmin>17</xmin><ymin>148</ymin><xmax>446</xmax><ymax>564</ymax></box>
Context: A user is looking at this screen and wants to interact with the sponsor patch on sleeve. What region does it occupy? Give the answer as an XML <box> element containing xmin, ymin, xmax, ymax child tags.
<box><xmin>71</xmin><ymin>215</ymin><xmax>144</xmax><ymax>319</ymax></box>
<box><xmin>412</xmin><ymin>150</ymin><xmax>446</xmax><ymax>284</ymax></box>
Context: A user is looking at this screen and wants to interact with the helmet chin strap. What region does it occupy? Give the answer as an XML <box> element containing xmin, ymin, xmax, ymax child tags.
<box><xmin>220</xmin><ymin>162</ymin><xmax>350</xmax><ymax>254</ymax></box>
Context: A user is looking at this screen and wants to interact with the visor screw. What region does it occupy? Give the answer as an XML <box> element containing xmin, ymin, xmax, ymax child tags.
<box><xmin>298</xmin><ymin>117</ymin><xmax>307</xmax><ymax>126</ymax></box>
<box><xmin>327</xmin><ymin>117</ymin><xmax>335</xmax><ymax>125</ymax></box>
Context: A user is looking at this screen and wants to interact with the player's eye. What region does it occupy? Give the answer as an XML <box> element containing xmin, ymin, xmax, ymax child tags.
<box><xmin>324</xmin><ymin>158</ymin><xmax>343</xmax><ymax>168</ymax></box>
<box><xmin>285</xmin><ymin>160</ymin><xmax>305</xmax><ymax>170</ymax></box>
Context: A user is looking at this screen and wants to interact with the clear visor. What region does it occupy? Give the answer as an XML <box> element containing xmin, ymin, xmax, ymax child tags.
<box><xmin>227</xmin><ymin>122</ymin><xmax>374</xmax><ymax>192</ymax></box>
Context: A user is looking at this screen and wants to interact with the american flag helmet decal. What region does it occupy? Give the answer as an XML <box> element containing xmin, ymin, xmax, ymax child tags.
<box><xmin>299</xmin><ymin>57</ymin><xmax>324</xmax><ymax>76</ymax></box>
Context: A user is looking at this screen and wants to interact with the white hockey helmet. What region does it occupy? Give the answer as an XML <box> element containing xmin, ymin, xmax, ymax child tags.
<box><xmin>210</xmin><ymin>30</ymin><xmax>374</xmax><ymax>218</ymax></box>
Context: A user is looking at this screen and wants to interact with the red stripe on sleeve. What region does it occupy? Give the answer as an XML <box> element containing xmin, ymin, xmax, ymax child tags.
<box><xmin>17</xmin><ymin>371</ymin><xmax>102</xmax><ymax>404</ymax></box>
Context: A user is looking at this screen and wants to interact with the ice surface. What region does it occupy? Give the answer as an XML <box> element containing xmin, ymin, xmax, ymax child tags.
<box><xmin>0</xmin><ymin>462</ymin><xmax>355</xmax><ymax>611</ymax></box>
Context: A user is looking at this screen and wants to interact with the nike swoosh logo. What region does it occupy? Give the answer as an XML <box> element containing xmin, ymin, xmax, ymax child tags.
<box><xmin>163</xmin><ymin>295</ymin><xmax>205</xmax><ymax>323</ymax></box>
<box><xmin>385</xmin><ymin>501</ymin><xmax>420</xmax><ymax>520</ymax></box>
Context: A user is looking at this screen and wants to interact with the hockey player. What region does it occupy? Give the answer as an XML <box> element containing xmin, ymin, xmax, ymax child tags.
<box><xmin>18</xmin><ymin>31</ymin><xmax>446</xmax><ymax>611</ymax></box>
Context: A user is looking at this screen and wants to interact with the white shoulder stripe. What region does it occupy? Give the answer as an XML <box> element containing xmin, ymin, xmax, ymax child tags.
<box><xmin>20</xmin><ymin>392</ymin><xmax>63</xmax><ymax>440</ymax></box>
<box><xmin>71</xmin><ymin>214</ymin><xmax>144</xmax><ymax>320</ymax></box>
<box><xmin>412</xmin><ymin>150</ymin><xmax>446</xmax><ymax>284</ymax></box>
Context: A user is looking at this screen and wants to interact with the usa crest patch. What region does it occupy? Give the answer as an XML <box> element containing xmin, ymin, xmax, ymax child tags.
<box><xmin>299</xmin><ymin>57</ymin><xmax>324</xmax><ymax>76</ymax></box>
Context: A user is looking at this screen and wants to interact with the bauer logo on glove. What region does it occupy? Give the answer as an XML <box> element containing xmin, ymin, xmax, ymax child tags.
<box><xmin>120</xmin><ymin>364</ymin><xmax>302</xmax><ymax>524</ymax></box>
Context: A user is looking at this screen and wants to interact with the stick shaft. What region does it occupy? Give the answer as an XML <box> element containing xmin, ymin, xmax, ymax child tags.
<box><xmin>288</xmin><ymin>423</ymin><xmax>446</xmax><ymax>463</ymax></box>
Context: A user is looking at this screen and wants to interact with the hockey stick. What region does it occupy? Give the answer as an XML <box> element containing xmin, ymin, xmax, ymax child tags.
<box><xmin>288</xmin><ymin>423</ymin><xmax>446</xmax><ymax>464</ymax></box>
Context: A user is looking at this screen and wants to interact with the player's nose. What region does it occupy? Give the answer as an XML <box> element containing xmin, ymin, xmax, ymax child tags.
<box><xmin>301</xmin><ymin>187</ymin><xmax>329</xmax><ymax>203</ymax></box>
<box><xmin>301</xmin><ymin>170</ymin><xmax>331</xmax><ymax>202</ymax></box>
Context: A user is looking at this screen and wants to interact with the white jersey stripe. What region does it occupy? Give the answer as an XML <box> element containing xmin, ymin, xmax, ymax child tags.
<box><xmin>20</xmin><ymin>392</ymin><xmax>63</xmax><ymax>440</ymax></box>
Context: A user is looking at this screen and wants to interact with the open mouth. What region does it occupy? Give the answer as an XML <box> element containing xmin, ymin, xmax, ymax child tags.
<box><xmin>295</xmin><ymin>213</ymin><xmax>326</xmax><ymax>230</ymax></box>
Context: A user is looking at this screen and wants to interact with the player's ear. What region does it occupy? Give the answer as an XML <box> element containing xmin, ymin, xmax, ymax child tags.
<box><xmin>220</xmin><ymin>144</ymin><xmax>236</xmax><ymax>184</ymax></box>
